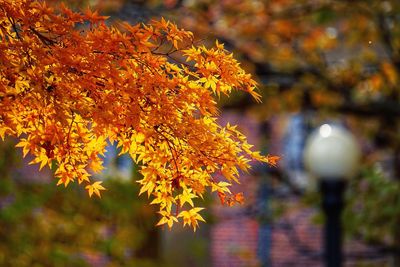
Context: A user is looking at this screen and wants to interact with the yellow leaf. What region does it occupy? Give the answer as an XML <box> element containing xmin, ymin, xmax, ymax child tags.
<box><xmin>85</xmin><ymin>181</ymin><xmax>106</xmax><ymax>198</ymax></box>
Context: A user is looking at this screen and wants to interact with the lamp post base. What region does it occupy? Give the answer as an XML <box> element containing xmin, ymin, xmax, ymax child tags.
<box><xmin>320</xmin><ymin>179</ymin><xmax>347</xmax><ymax>267</ymax></box>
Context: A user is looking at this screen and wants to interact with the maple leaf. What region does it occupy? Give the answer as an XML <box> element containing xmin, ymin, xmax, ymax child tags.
<box><xmin>178</xmin><ymin>208</ymin><xmax>205</xmax><ymax>232</ymax></box>
<box><xmin>177</xmin><ymin>188</ymin><xmax>197</xmax><ymax>207</ymax></box>
<box><xmin>85</xmin><ymin>181</ymin><xmax>106</xmax><ymax>198</ymax></box>
<box><xmin>84</xmin><ymin>8</ymin><xmax>109</xmax><ymax>23</ymax></box>
<box><xmin>266</xmin><ymin>155</ymin><xmax>280</xmax><ymax>167</ymax></box>
<box><xmin>234</xmin><ymin>192</ymin><xmax>245</xmax><ymax>205</ymax></box>
<box><xmin>156</xmin><ymin>210</ymin><xmax>178</xmax><ymax>228</ymax></box>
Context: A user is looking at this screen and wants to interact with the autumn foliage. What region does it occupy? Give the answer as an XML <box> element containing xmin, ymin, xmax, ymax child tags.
<box><xmin>0</xmin><ymin>0</ymin><xmax>275</xmax><ymax>229</ymax></box>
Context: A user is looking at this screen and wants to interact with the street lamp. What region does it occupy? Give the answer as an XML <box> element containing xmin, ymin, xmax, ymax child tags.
<box><xmin>304</xmin><ymin>123</ymin><xmax>360</xmax><ymax>267</ymax></box>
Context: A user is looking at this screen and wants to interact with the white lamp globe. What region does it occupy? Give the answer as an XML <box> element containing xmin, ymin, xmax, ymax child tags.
<box><xmin>304</xmin><ymin>124</ymin><xmax>361</xmax><ymax>180</ymax></box>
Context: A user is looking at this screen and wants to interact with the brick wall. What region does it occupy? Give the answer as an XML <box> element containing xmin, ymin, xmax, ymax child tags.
<box><xmin>211</xmin><ymin>217</ymin><xmax>259</xmax><ymax>267</ymax></box>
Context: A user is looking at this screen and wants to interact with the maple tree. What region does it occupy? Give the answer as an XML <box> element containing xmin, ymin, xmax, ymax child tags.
<box><xmin>0</xmin><ymin>0</ymin><xmax>277</xmax><ymax>230</ymax></box>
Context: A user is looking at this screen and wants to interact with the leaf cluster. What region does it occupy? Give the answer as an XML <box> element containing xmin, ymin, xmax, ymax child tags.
<box><xmin>0</xmin><ymin>0</ymin><xmax>275</xmax><ymax>229</ymax></box>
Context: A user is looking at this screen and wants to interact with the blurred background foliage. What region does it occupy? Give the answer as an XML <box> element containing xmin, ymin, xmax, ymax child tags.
<box><xmin>0</xmin><ymin>141</ymin><xmax>160</xmax><ymax>267</ymax></box>
<box><xmin>345</xmin><ymin>166</ymin><xmax>400</xmax><ymax>251</ymax></box>
<box><xmin>3</xmin><ymin>0</ymin><xmax>400</xmax><ymax>265</ymax></box>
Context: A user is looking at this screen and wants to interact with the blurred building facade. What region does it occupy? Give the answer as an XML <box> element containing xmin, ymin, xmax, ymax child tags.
<box><xmin>208</xmin><ymin>111</ymin><xmax>392</xmax><ymax>267</ymax></box>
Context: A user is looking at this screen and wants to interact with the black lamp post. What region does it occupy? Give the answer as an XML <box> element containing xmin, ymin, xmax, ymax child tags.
<box><xmin>304</xmin><ymin>124</ymin><xmax>360</xmax><ymax>267</ymax></box>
